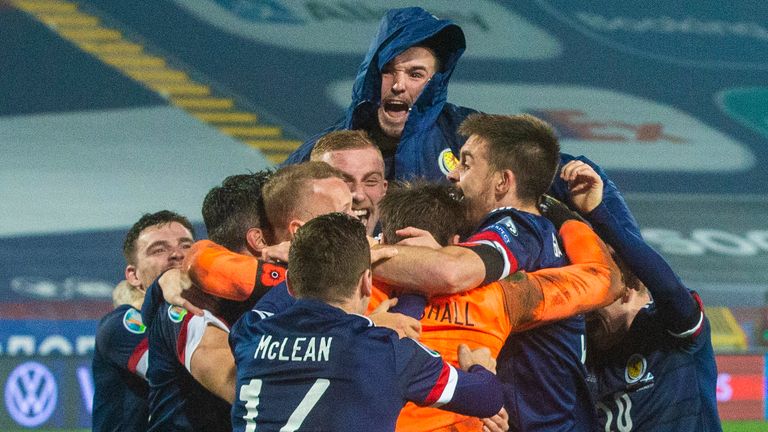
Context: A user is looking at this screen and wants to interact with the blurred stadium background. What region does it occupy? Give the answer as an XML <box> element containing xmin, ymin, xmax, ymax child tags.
<box><xmin>1</xmin><ymin>0</ymin><xmax>766</xmax><ymax>429</ymax></box>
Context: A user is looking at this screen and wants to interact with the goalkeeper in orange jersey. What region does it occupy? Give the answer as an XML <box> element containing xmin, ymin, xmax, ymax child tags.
<box><xmin>178</xmin><ymin>179</ymin><xmax>621</xmax><ymax>431</ymax></box>
<box><xmin>374</xmin><ymin>181</ymin><xmax>622</xmax><ymax>431</ymax></box>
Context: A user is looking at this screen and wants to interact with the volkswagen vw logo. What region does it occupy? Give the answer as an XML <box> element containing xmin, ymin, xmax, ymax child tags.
<box><xmin>4</xmin><ymin>361</ymin><xmax>58</xmax><ymax>427</ymax></box>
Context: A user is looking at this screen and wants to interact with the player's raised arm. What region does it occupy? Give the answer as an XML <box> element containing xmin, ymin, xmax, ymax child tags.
<box><xmin>589</xmin><ymin>203</ymin><xmax>701</xmax><ymax>334</ymax></box>
<box><xmin>551</xmin><ymin>154</ymin><xmax>642</xmax><ymax>237</ymax></box>
<box><xmin>501</xmin><ymin>220</ymin><xmax>623</xmax><ymax>332</ymax></box>
<box><xmin>562</xmin><ymin>160</ymin><xmax>700</xmax><ymax>333</ymax></box>
<box><xmin>189</xmin><ymin>323</ymin><xmax>236</xmax><ymax>404</ymax></box>
<box><xmin>183</xmin><ymin>240</ymin><xmax>287</xmax><ymax>309</ymax></box>
<box><xmin>184</xmin><ymin>240</ymin><xmax>261</xmax><ymax>301</ymax></box>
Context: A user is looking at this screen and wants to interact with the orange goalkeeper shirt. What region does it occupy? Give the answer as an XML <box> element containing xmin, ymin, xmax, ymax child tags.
<box><xmin>395</xmin><ymin>220</ymin><xmax>618</xmax><ymax>432</ymax></box>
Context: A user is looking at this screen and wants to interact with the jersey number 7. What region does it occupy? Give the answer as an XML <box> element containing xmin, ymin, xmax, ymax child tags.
<box><xmin>240</xmin><ymin>378</ymin><xmax>330</xmax><ymax>431</ymax></box>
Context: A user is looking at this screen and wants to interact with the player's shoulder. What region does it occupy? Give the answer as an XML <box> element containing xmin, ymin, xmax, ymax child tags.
<box><xmin>229</xmin><ymin>309</ymin><xmax>273</xmax><ymax>345</ymax></box>
<box><xmin>99</xmin><ymin>305</ymin><xmax>145</xmax><ymax>332</ymax></box>
<box><xmin>98</xmin><ymin>304</ymin><xmax>129</xmax><ymax>327</ymax></box>
<box><xmin>476</xmin><ymin>207</ymin><xmax>553</xmax><ymax>242</ymax></box>
<box><xmin>342</xmin><ymin>314</ymin><xmax>405</xmax><ymax>354</ymax></box>
<box><xmin>96</xmin><ymin>305</ymin><xmax>147</xmax><ymax>347</ymax></box>
<box><xmin>148</xmin><ymin>303</ymin><xmax>192</xmax><ymax>347</ymax></box>
<box><xmin>389</xmin><ymin>336</ymin><xmax>445</xmax><ymax>373</ymax></box>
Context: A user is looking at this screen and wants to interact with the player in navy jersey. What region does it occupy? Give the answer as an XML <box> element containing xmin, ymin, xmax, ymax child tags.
<box><xmin>143</xmin><ymin>291</ymin><xmax>233</xmax><ymax>431</ymax></box>
<box><xmin>559</xmin><ymin>160</ymin><xmax>722</xmax><ymax>431</ymax></box>
<box><xmin>92</xmin><ymin>282</ymin><xmax>149</xmax><ymax>432</ymax></box>
<box><xmin>92</xmin><ymin>211</ymin><xmax>195</xmax><ymax>432</ymax></box>
<box><xmin>231</xmin><ymin>213</ymin><xmax>505</xmax><ymax>431</ymax></box>
<box><xmin>198</xmin><ymin>170</ymin><xmax>280</xmax><ymax>323</ymax></box>
<box><xmin>373</xmin><ymin>114</ymin><xmax>597</xmax><ymax>431</ymax></box>
<box><xmin>141</xmin><ymin>172</ymin><xmax>284</xmax><ymax>432</ymax></box>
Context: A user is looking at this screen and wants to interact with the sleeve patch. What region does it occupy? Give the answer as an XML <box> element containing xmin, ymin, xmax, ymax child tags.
<box><xmin>260</xmin><ymin>263</ymin><xmax>287</xmax><ymax>288</ymax></box>
<box><xmin>494</xmin><ymin>216</ymin><xmax>518</xmax><ymax>237</ymax></box>
<box><xmin>122</xmin><ymin>308</ymin><xmax>146</xmax><ymax>334</ymax></box>
<box><xmin>168</xmin><ymin>305</ymin><xmax>188</xmax><ymax>323</ymax></box>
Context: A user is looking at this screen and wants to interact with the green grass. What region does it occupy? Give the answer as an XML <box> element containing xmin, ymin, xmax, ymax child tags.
<box><xmin>723</xmin><ymin>420</ymin><xmax>768</xmax><ymax>432</ymax></box>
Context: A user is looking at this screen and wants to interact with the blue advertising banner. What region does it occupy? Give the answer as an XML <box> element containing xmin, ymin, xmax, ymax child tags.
<box><xmin>0</xmin><ymin>321</ymin><xmax>98</xmax><ymax>357</ymax></box>
<box><xmin>0</xmin><ymin>356</ymin><xmax>92</xmax><ymax>429</ymax></box>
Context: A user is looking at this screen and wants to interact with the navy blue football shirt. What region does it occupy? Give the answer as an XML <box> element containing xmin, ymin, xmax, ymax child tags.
<box><xmin>586</xmin><ymin>201</ymin><xmax>721</xmax><ymax>432</ymax></box>
<box><xmin>92</xmin><ymin>305</ymin><xmax>149</xmax><ymax>432</ymax></box>
<box><xmin>230</xmin><ymin>299</ymin><xmax>504</xmax><ymax>432</ymax></box>
<box><xmin>461</xmin><ymin>207</ymin><xmax>595</xmax><ymax>431</ymax></box>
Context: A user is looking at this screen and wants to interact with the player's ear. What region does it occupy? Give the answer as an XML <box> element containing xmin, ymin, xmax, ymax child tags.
<box><xmin>246</xmin><ymin>228</ymin><xmax>266</xmax><ymax>253</ymax></box>
<box><xmin>449</xmin><ymin>234</ymin><xmax>460</xmax><ymax>245</ymax></box>
<box><xmin>125</xmin><ymin>265</ymin><xmax>142</xmax><ymax>289</ymax></box>
<box><xmin>496</xmin><ymin>169</ymin><xmax>514</xmax><ymax>195</ymax></box>
<box><xmin>621</xmin><ymin>288</ymin><xmax>633</xmax><ymax>304</ymax></box>
<box><xmin>286</xmin><ymin>271</ymin><xmax>296</xmax><ymax>298</ymax></box>
<box><xmin>288</xmin><ymin>219</ymin><xmax>304</xmax><ymax>237</ymax></box>
<box><xmin>359</xmin><ymin>269</ymin><xmax>372</xmax><ymax>298</ymax></box>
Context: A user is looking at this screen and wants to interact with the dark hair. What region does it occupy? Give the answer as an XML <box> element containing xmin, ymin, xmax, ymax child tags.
<box><xmin>609</xmin><ymin>246</ymin><xmax>644</xmax><ymax>294</ymax></box>
<box><xmin>379</xmin><ymin>180</ymin><xmax>470</xmax><ymax>246</ymax></box>
<box><xmin>288</xmin><ymin>213</ymin><xmax>370</xmax><ymax>303</ymax></box>
<box><xmin>202</xmin><ymin>170</ymin><xmax>272</xmax><ymax>251</ymax></box>
<box><xmin>414</xmin><ymin>23</ymin><xmax>465</xmax><ymax>74</ymax></box>
<box><xmin>310</xmin><ymin>130</ymin><xmax>381</xmax><ymax>160</ymax></box>
<box><xmin>263</xmin><ymin>162</ymin><xmax>346</xmax><ymax>236</ymax></box>
<box><xmin>123</xmin><ymin>210</ymin><xmax>194</xmax><ymax>265</ymax></box>
<box><xmin>459</xmin><ymin>113</ymin><xmax>560</xmax><ymax>205</ymax></box>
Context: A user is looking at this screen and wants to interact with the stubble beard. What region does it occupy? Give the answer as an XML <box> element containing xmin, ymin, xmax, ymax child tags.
<box><xmin>377</xmin><ymin>108</ymin><xmax>406</xmax><ymax>139</ymax></box>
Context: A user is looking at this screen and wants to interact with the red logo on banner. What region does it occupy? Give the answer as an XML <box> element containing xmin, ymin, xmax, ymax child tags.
<box><xmin>715</xmin><ymin>355</ymin><xmax>764</xmax><ymax>420</ymax></box>
<box><xmin>529</xmin><ymin>110</ymin><xmax>686</xmax><ymax>143</ymax></box>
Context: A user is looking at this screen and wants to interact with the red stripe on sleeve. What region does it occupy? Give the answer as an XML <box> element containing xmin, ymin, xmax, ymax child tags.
<box><xmin>422</xmin><ymin>362</ymin><xmax>451</xmax><ymax>406</ymax></box>
<box><xmin>690</xmin><ymin>291</ymin><xmax>705</xmax><ymax>338</ymax></box>
<box><xmin>175</xmin><ymin>313</ymin><xmax>194</xmax><ymax>365</ymax></box>
<box><xmin>127</xmin><ymin>338</ymin><xmax>148</xmax><ymax>374</ymax></box>
<box><xmin>460</xmin><ymin>230</ymin><xmax>519</xmax><ymax>276</ymax></box>
<box><xmin>462</xmin><ymin>230</ymin><xmax>504</xmax><ymax>247</ymax></box>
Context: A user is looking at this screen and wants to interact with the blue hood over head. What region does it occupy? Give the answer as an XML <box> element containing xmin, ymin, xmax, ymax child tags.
<box><xmin>285</xmin><ymin>7</ymin><xmax>475</xmax><ymax>181</ymax></box>
<box><xmin>349</xmin><ymin>7</ymin><xmax>465</xmax><ymax>116</ymax></box>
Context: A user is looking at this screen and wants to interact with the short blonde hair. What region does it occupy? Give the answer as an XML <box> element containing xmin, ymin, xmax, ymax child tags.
<box><xmin>263</xmin><ymin>162</ymin><xmax>346</xmax><ymax>236</ymax></box>
<box><xmin>112</xmin><ymin>280</ymin><xmax>143</xmax><ymax>308</ymax></box>
<box><xmin>310</xmin><ymin>130</ymin><xmax>381</xmax><ymax>161</ymax></box>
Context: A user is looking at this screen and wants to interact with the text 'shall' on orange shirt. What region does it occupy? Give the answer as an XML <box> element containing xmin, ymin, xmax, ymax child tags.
<box><xmin>396</xmin><ymin>282</ymin><xmax>510</xmax><ymax>432</ymax></box>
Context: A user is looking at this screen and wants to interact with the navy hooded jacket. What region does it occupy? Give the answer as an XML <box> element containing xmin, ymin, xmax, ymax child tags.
<box><xmin>283</xmin><ymin>7</ymin><xmax>475</xmax><ymax>181</ymax></box>
<box><xmin>283</xmin><ymin>7</ymin><xmax>641</xmax><ymax>236</ymax></box>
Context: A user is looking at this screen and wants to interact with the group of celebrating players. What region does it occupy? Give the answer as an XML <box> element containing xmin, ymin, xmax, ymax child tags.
<box><xmin>91</xmin><ymin>7</ymin><xmax>722</xmax><ymax>432</ymax></box>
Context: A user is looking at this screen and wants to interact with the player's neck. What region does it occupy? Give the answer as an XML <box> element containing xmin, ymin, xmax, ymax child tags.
<box><xmin>369</xmin><ymin>122</ymin><xmax>400</xmax><ymax>157</ymax></box>
<box><xmin>327</xmin><ymin>298</ymin><xmax>365</xmax><ymax>315</ymax></box>
<box><xmin>489</xmin><ymin>198</ymin><xmax>541</xmax><ymax>216</ymax></box>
